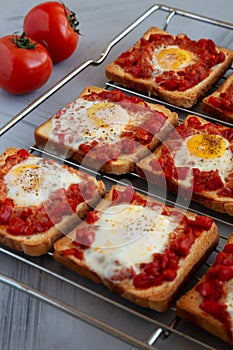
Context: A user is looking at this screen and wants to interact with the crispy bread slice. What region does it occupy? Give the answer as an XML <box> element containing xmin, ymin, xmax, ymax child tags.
<box><xmin>136</xmin><ymin>115</ymin><xmax>233</xmax><ymax>215</ymax></box>
<box><xmin>0</xmin><ymin>148</ymin><xmax>105</xmax><ymax>256</ymax></box>
<box><xmin>105</xmin><ymin>26</ymin><xmax>233</xmax><ymax>108</ymax></box>
<box><xmin>53</xmin><ymin>185</ymin><xmax>219</xmax><ymax>312</ymax></box>
<box><xmin>34</xmin><ymin>86</ymin><xmax>178</xmax><ymax>175</ymax></box>
<box><xmin>176</xmin><ymin>234</ymin><xmax>233</xmax><ymax>346</ymax></box>
<box><xmin>202</xmin><ymin>72</ymin><xmax>233</xmax><ymax>123</ymax></box>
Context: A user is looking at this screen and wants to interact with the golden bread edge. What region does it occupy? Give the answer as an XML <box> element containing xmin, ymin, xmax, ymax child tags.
<box><xmin>176</xmin><ymin>234</ymin><xmax>233</xmax><ymax>345</ymax></box>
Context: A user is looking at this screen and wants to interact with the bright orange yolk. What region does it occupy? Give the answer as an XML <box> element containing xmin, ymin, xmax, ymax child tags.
<box><xmin>187</xmin><ymin>134</ymin><xmax>226</xmax><ymax>159</ymax></box>
<box><xmin>157</xmin><ymin>47</ymin><xmax>192</xmax><ymax>70</ymax></box>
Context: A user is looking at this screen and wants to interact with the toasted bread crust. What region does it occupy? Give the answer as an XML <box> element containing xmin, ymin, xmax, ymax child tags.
<box><xmin>202</xmin><ymin>73</ymin><xmax>233</xmax><ymax>123</ymax></box>
<box><xmin>176</xmin><ymin>234</ymin><xmax>233</xmax><ymax>345</ymax></box>
<box><xmin>136</xmin><ymin>115</ymin><xmax>233</xmax><ymax>216</ymax></box>
<box><xmin>53</xmin><ymin>185</ymin><xmax>219</xmax><ymax>312</ymax></box>
<box><xmin>34</xmin><ymin>85</ymin><xmax>178</xmax><ymax>175</ymax></box>
<box><xmin>105</xmin><ymin>27</ymin><xmax>233</xmax><ymax>108</ymax></box>
<box><xmin>0</xmin><ymin>148</ymin><xmax>106</xmax><ymax>256</ymax></box>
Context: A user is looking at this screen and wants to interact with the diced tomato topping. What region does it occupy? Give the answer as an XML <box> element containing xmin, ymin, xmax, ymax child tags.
<box><xmin>177</xmin><ymin>167</ymin><xmax>190</xmax><ymax>180</ymax></box>
<box><xmin>187</xmin><ymin>116</ymin><xmax>202</xmax><ymax>128</ymax></box>
<box><xmin>149</xmin><ymin>158</ymin><xmax>162</xmax><ymax>172</ymax></box>
<box><xmin>193</xmin><ymin>168</ymin><xmax>224</xmax><ymax>193</ymax></box>
<box><xmin>111</xmin><ymin>266</ymin><xmax>136</xmax><ymax>281</ymax></box>
<box><xmin>61</xmin><ymin>248</ymin><xmax>84</xmax><ymax>260</ymax></box>
<box><xmin>223</xmin><ymin>244</ymin><xmax>233</xmax><ymax>254</ymax></box>
<box><xmin>17</xmin><ymin>149</ymin><xmax>30</xmax><ymax>159</ymax></box>
<box><xmin>221</xmin><ymin>127</ymin><xmax>233</xmax><ymax>142</ymax></box>
<box><xmin>208</xmin><ymin>96</ymin><xmax>222</xmax><ymax>108</ymax></box>
<box><xmin>57</xmin><ymin>133</ymin><xmax>65</xmax><ymax>144</ymax></box>
<box><xmin>67</xmin><ymin>184</ymin><xmax>84</xmax><ymax>203</ymax></box>
<box><xmin>196</xmin><ymin>279</ymin><xmax>223</xmax><ymax>302</ymax></box>
<box><xmin>208</xmin><ymin>93</ymin><xmax>233</xmax><ymax>113</ymax></box>
<box><xmin>132</xmin><ymin>191</ymin><xmax>147</xmax><ymax>207</ymax></box>
<box><xmin>86</xmin><ymin>210</ymin><xmax>99</xmax><ymax>224</ymax></box>
<box><xmin>200</xmin><ymin>300</ymin><xmax>227</xmax><ymax>324</ymax></box>
<box><xmin>79</xmin><ymin>143</ymin><xmax>93</xmax><ymax>155</ymax></box>
<box><xmin>218</xmin><ymin>266</ymin><xmax>233</xmax><ymax>281</ymax></box>
<box><xmin>7</xmin><ymin>217</ymin><xmax>27</xmax><ymax>235</ymax></box>
<box><xmin>4</xmin><ymin>149</ymin><xmax>30</xmax><ymax>170</ymax></box>
<box><xmin>162</xmin><ymin>269</ymin><xmax>177</xmax><ymax>281</ymax></box>
<box><xmin>111</xmin><ymin>186</ymin><xmax>135</xmax><ymax>206</ymax></box>
<box><xmin>133</xmin><ymin>272</ymin><xmax>154</xmax><ymax>289</ymax></box>
<box><xmin>75</xmin><ymin>226</ymin><xmax>95</xmax><ymax>248</ymax></box>
<box><xmin>193</xmin><ymin>216</ymin><xmax>213</xmax><ymax>230</ymax></box>
<box><xmin>121</xmin><ymin>138</ymin><xmax>136</xmax><ymax>154</ymax></box>
<box><xmin>0</xmin><ymin>198</ymin><xmax>14</xmax><ymax>224</ymax></box>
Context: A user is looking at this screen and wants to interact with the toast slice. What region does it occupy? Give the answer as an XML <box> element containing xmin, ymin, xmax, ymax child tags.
<box><xmin>176</xmin><ymin>234</ymin><xmax>233</xmax><ymax>345</ymax></box>
<box><xmin>105</xmin><ymin>26</ymin><xmax>233</xmax><ymax>108</ymax></box>
<box><xmin>53</xmin><ymin>185</ymin><xmax>219</xmax><ymax>312</ymax></box>
<box><xmin>136</xmin><ymin>115</ymin><xmax>233</xmax><ymax>215</ymax></box>
<box><xmin>0</xmin><ymin>148</ymin><xmax>105</xmax><ymax>256</ymax></box>
<box><xmin>34</xmin><ymin>86</ymin><xmax>178</xmax><ymax>175</ymax></box>
<box><xmin>202</xmin><ymin>72</ymin><xmax>233</xmax><ymax>123</ymax></box>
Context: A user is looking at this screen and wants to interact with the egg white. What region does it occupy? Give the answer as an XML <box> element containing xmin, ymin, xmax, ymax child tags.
<box><xmin>174</xmin><ymin>134</ymin><xmax>233</xmax><ymax>184</ymax></box>
<box><xmin>50</xmin><ymin>98</ymin><xmax>153</xmax><ymax>149</ymax></box>
<box><xmin>4</xmin><ymin>157</ymin><xmax>82</xmax><ymax>207</ymax></box>
<box><xmin>83</xmin><ymin>204</ymin><xmax>178</xmax><ymax>280</ymax></box>
<box><xmin>152</xmin><ymin>45</ymin><xmax>194</xmax><ymax>76</ymax></box>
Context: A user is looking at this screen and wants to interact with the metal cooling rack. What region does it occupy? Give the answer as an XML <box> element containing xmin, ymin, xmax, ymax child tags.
<box><xmin>1</xmin><ymin>4</ymin><xmax>233</xmax><ymax>350</ymax></box>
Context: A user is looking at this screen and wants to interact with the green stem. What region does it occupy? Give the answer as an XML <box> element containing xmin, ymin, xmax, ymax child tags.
<box><xmin>12</xmin><ymin>32</ymin><xmax>37</xmax><ymax>49</ymax></box>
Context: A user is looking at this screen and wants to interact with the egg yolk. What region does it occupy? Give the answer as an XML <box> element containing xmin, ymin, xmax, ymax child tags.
<box><xmin>87</xmin><ymin>101</ymin><xmax>128</xmax><ymax>128</ymax></box>
<box><xmin>187</xmin><ymin>134</ymin><xmax>227</xmax><ymax>158</ymax></box>
<box><xmin>157</xmin><ymin>47</ymin><xmax>192</xmax><ymax>70</ymax></box>
<box><xmin>7</xmin><ymin>164</ymin><xmax>42</xmax><ymax>192</ymax></box>
<box><xmin>7</xmin><ymin>164</ymin><xmax>39</xmax><ymax>183</ymax></box>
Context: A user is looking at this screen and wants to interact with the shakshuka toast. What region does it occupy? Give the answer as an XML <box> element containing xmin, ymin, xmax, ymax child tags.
<box><xmin>136</xmin><ymin>115</ymin><xmax>233</xmax><ymax>216</ymax></box>
<box><xmin>177</xmin><ymin>233</ymin><xmax>233</xmax><ymax>346</ymax></box>
<box><xmin>105</xmin><ymin>26</ymin><xmax>233</xmax><ymax>108</ymax></box>
<box><xmin>53</xmin><ymin>185</ymin><xmax>219</xmax><ymax>312</ymax></box>
<box><xmin>34</xmin><ymin>86</ymin><xmax>178</xmax><ymax>175</ymax></box>
<box><xmin>202</xmin><ymin>72</ymin><xmax>233</xmax><ymax>123</ymax></box>
<box><xmin>0</xmin><ymin>148</ymin><xmax>105</xmax><ymax>256</ymax></box>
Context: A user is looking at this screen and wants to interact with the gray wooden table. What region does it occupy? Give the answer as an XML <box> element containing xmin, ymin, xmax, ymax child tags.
<box><xmin>0</xmin><ymin>1</ymin><xmax>233</xmax><ymax>349</ymax></box>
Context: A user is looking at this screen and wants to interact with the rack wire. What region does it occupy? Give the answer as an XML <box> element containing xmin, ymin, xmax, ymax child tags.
<box><xmin>0</xmin><ymin>4</ymin><xmax>233</xmax><ymax>350</ymax></box>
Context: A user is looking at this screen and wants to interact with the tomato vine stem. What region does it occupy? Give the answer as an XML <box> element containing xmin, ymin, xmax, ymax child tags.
<box><xmin>62</xmin><ymin>2</ymin><xmax>80</xmax><ymax>34</ymax></box>
<box><xmin>12</xmin><ymin>32</ymin><xmax>37</xmax><ymax>49</ymax></box>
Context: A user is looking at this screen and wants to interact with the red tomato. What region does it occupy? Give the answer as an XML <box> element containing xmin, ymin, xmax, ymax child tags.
<box><xmin>0</xmin><ymin>33</ymin><xmax>52</xmax><ymax>94</ymax></box>
<box><xmin>23</xmin><ymin>1</ymin><xmax>80</xmax><ymax>63</ymax></box>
